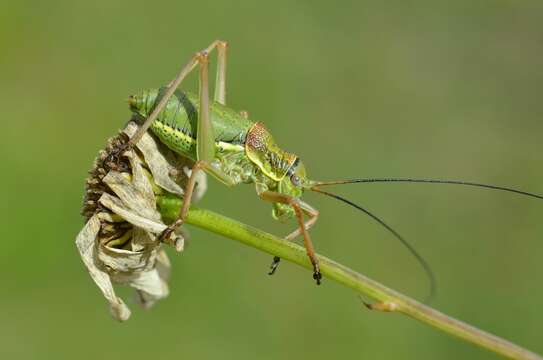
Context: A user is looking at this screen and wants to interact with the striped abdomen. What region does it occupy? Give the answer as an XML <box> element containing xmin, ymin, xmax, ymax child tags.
<box><xmin>128</xmin><ymin>87</ymin><xmax>299</xmax><ymax>184</ymax></box>
<box><xmin>129</xmin><ymin>88</ymin><xmax>253</xmax><ymax>159</ymax></box>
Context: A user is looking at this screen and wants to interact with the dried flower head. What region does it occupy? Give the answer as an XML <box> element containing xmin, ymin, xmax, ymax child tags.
<box><xmin>76</xmin><ymin>121</ymin><xmax>206</xmax><ymax>321</ymax></box>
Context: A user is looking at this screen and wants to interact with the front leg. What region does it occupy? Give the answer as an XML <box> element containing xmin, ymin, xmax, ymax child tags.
<box><xmin>269</xmin><ymin>200</ymin><xmax>319</xmax><ymax>275</ymax></box>
<box><xmin>259</xmin><ymin>191</ymin><xmax>322</xmax><ymax>285</ymax></box>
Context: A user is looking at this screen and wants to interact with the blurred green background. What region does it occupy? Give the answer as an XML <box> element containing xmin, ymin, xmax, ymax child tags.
<box><xmin>1</xmin><ymin>1</ymin><xmax>542</xmax><ymax>359</ymax></box>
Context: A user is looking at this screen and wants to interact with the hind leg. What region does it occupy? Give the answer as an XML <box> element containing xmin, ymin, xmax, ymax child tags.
<box><xmin>129</xmin><ymin>40</ymin><xmax>229</xmax><ymax>146</ymax></box>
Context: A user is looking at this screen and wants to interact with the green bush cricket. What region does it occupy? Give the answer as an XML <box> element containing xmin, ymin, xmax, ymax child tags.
<box><xmin>125</xmin><ymin>40</ymin><xmax>543</xmax><ymax>295</ymax></box>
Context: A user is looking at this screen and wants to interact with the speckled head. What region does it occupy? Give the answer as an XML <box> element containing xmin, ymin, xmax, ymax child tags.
<box><xmin>245</xmin><ymin>122</ymin><xmax>298</xmax><ymax>182</ymax></box>
<box><xmin>244</xmin><ymin>122</ymin><xmax>312</xmax><ymax>220</ymax></box>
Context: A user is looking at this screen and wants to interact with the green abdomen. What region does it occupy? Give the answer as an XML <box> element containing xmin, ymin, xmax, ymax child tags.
<box><xmin>133</xmin><ymin>88</ymin><xmax>253</xmax><ymax>159</ymax></box>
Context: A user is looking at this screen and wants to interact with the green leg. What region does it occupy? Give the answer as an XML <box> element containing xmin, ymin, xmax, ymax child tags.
<box><xmin>159</xmin><ymin>41</ymin><xmax>234</xmax><ymax>241</ymax></box>
<box><xmin>214</xmin><ymin>41</ymin><xmax>228</xmax><ymax>105</ymax></box>
<box><xmin>194</xmin><ymin>42</ymin><xmax>238</xmax><ymax>184</ymax></box>
<box><xmin>196</xmin><ymin>51</ymin><xmax>214</xmax><ymax>163</ymax></box>
<box><xmin>129</xmin><ymin>40</ymin><xmax>228</xmax><ymax>147</ymax></box>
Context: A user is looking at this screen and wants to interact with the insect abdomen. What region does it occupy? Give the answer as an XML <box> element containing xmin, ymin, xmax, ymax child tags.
<box><xmin>129</xmin><ymin>88</ymin><xmax>253</xmax><ymax>159</ymax></box>
<box><xmin>150</xmin><ymin>120</ymin><xmax>197</xmax><ymax>159</ymax></box>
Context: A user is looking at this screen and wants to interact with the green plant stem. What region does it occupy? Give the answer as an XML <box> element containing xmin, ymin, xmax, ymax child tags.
<box><xmin>185</xmin><ymin>207</ymin><xmax>541</xmax><ymax>360</ymax></box>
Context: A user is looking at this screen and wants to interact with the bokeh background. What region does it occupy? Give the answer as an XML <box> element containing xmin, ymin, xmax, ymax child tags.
<box><xmin>1</xmin><ymin>1</ymin><xmax>542</xmax><ymax>359</ymax></box>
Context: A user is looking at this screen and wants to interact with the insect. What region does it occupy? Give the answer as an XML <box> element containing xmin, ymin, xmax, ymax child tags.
<box><xmin>126</xmin><ymin>40</ymin><xmax>543</xmax><ymax>292</ymax></box>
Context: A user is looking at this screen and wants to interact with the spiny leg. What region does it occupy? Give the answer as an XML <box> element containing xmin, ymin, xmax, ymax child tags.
<box><xmin>196</xmin><ymin>51</ymin><xmax>214</xmax><ymax>163</ymax></box>
<box><xmin>269</xmin><ymin>201</ymin><xmax>319</xmax><ymax>275</ymax></box>
<box><xmin>160</xmin><ymin>51</ymin><xmax>213</xmax><ymax>241</ymax></box>
<box><xmin>160</xmin><ymin>161</ymin><xmax>237</xmax><ymax>241</ymax></box>
<box><xmin>160</xmin><ymin>161</ymin><xmax>205</xmax><ymax>240</ymax></box>
<box><xmin>260</xmin><ymin>191</ymin><xmax>322</xmax><ymax>284</ymax></box>
<box><xmin>159</xmin><ymin>44</ymin><xmax>235</xmax><ymax>241</ymax></box>
<box><xmin>129</xmin><ymin>40</ymin><xmax>228</xmax><ymax>147</ymax></box>
<box><xmin>214</xmin><ymin>41</ymin><xmax>228</xmax><ymax>105</ymax></box>
<box><xmin>284</xmin><ymin>200</ymin><xmax>319</xmax><ymax>241</ymax></box>
<box><xmin>120</xmin><ymin>40</ymin><xmax>229</xmax><ymax>240</ymax></box>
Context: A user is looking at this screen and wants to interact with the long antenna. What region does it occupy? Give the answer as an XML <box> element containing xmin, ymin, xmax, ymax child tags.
<box><xmin>311</xmin><ymin>178</ymin><xmax>543</xmax><ymax>201</ymax></box>
<box><xmin>311</xmin><ymin>187</ymin><xmax>436</xmax><ymax>303</ymax></box>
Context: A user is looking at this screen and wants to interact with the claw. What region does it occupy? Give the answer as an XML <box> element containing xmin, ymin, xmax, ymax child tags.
<box><xmin>312</xmin><ymin>262</ymin><xmax>322</xmax><ymax>285</ymax></box>
<box><xmin>159</xmin><ymin>226</ymin><xmax>175</xmax><ymax>242</ymax></box>
<box><xmin>313</xmin><ymin>270</ymin><xmax>322</xmax><ymax>285</ymax></box>
<box><xmin>159</xmin><ymin>219</ymin><xmax>183</xmax><ymax>242</ymax></box>
<box><xmin>268</xmin><ymin>256</ymin><xmax>281</xmax><ymax>275</ymax></box>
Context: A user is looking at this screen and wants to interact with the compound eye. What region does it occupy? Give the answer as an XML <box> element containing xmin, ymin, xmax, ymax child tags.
<box><xmin>290</xmin><ymin>174</ymin><xmax>301</xmax><ymax>187</ymax></box>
